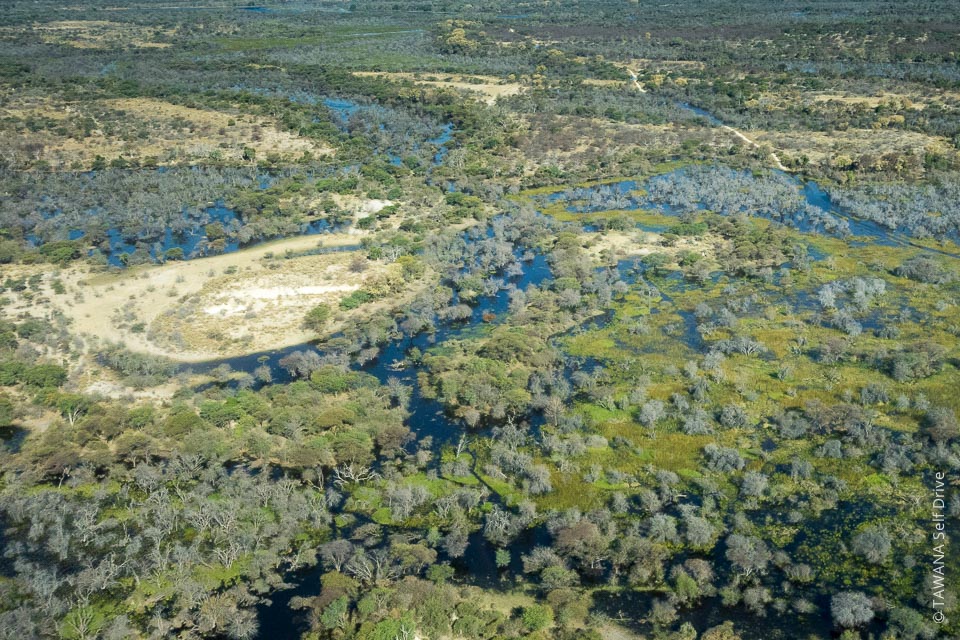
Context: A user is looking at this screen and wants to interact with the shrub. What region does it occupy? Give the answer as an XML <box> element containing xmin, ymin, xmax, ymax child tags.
<box><xmin>521</xmin><ymin>604</ymin><xmax>553</xmax><ymax>632</ymax></box>
<box><xmin>339</xmin><ymin>290</ymin><xmax>376</xmax><ymax>310</ymax></box>
<box><xmin>924</xmin><ymin>407</ymin><xmax>959</xmax><ymax>443</ymax></box>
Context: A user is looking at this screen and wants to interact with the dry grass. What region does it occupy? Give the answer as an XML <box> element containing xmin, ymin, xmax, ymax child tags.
<box><xmin>582</xmin><ymin>79</ymin><xmax>629</xmax><ymax>87</ymax></box>
<box><xmin>1</xmin><ymin>95</ymin><xmax>332</xmax><ymax>170</ymax></box>
<box><xmin>24</xmin><ymin>20</ymin><xmax>176</xmax><ymax>49</ymax></box>
<box><xmin>750</xmin><ymin>126</ymin><xmax>951</xmax><ymax>166</ymax></box>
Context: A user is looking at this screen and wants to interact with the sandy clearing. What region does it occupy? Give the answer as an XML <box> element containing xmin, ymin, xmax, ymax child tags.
<box><xmin>809</xmin><ymin>92</ymin><xmax>925</xmax><ymax>109</ymax></box>
<box><xmin>583</xmin><ymin>229</ymin><xmax>722</xmax><ymax>265</ymax></box>
<box><xmin>205</xmin><ymin>284</ymin><xmax>359</xmax><ymax>306</ymax></box>
<box><xmin>616</xmin><ymin>58</ymin><xmax>707</xmax><ymax>71</ymax></box>
<box><xmin>84</xmin><ymin>379</ymin><xmax>182</xmax><ymax>401</ymax></box>
<box><xmin>102</xmin><ymin>96</ymin><xmax>332</xmax><ymax>156</ymax></box>
<box><xmin>0</xmin><ymin>232</ymin><xmax>379</xmax><ymax>363</ymax></box>
<box><xmin>352</xmin><ymin>71</ymin><xmax>524</xmax><ymax>104</ymax></box>
<box><xmin>148</xmin><ymin>251</ymin><xmax>381</xmax><ymax>357</ymax></box>
<box><xmin>582</xmin><ymin>79</ymin><xmax>628</xmax><ymax>87</ymax></box>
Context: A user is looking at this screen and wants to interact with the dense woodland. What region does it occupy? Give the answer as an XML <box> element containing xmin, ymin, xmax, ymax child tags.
<box><xmin>0</xmin><ymin>1</ymin><xmax>958</xmax><ymax>639</ymax></box>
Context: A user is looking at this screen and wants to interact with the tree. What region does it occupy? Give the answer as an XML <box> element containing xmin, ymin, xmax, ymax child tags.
<box><xmin>540</xmin><ymin>565</ymin><xmax>578</xmax><ymax>590</ymax></box>
<box><xmin>851</xmin><ymin>525</ymin><xmax>891</xmax><ymax>564</ymax></box>
<box><xmin>556</xmin><ymin>520</ymin><xmax>608</xmax><ymax>569</ymax></box>
<box><xmin>426</xmin><ymin>564</ymin><xmax>455</xmax><ymax>583</ymax></box>
<box><xmin>719</xmin><ymin>404</ymin><xmax>749</xmax><ymax>429</ymax></box>
<box><xmin>831</xmin><ymin>591</ymin><xmax>874</xmax><ymax>628</ymax></box>
<box><xmin>894</xmin><ymin>255</ymin><xmax>953</xmax><ymax>284</ymax></box>
<box><xmin>684</xmin><ymin>515</ymin><xmax>716</xmax><ymax>549</ymax></box>
<box><xmin>0</xmin><ymin>395</ymin><xmax>15</xmax><ymax>426</ymax></box>
<box><xmin>725</xmin><ymin>534</ymin><xmax>771</xmax><ymax>577</ymax></box>
<box><xmin>648</xmin><ymin>599</ymin><xmax>677</xmax><ymax>627</ymax></box>
<box><xmin>442</xmin><ymin>525</ymin><xmax>469</xmax><ymax>558</ymax></box>
<box><xmin>887</xmin><ymin>606</ymin><xmax>935</xmax><ymax>640</ymax></box>
<box><xmin>320</xmin><ymin>540</ymin><xmax>354</xmax><ymax>572</ymax></box>
<box><xmin>638</xmin><ymin>400</ymin><xmax>665</xmax><ymax>431</ymax></box>
<box><xmin>54</xmin><ymin>393</ymin><xmax>91</xmax><ymax>426</ymax></box>
<box><xmin>701</xmin><ymin>621</ymin><xmax>742</xmax><ymax>640</ymax></box>
<box><xmin>320</xmin><ymin>596</ymin><xmax>349</xmax><ymax>631</ymax></box>
<box><xmin>648</xmin><ymin>514</ymin><xmax>679</xmax><ymax>543</ymax></box>
<box><xmin>739</xmin><ymin>472</ymin><xmax>768</xmax><ymax>498</ymax></box>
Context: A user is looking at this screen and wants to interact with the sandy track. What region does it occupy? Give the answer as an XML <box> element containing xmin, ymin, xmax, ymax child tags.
<box><xmin>719</xmin><ymin>124</ymin><xmax>790</xmax><ymax>171</ymax></box>
<box><xmin>626</xmin><ymin>69</ymin><xmax>647</xmax><ymax>93</ymax></box>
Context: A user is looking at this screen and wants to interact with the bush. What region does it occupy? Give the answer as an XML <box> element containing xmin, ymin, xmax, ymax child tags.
<box><xmin>887</xmin><ymin>342</ymin><xmax>946</xmax><ymax>381</ymax></box>
<box><xmin>304</xmin><ymin>303</ymin><xmax>331</xmax><ymax>332</ymax></box>
<box><xmin>0</xmin><ymin>360</ymin><xmax>24</xmax><ymax>385</ymax></box>
<box><xmin>894</xmin><ymin>255</ymin><xmax>952</xmax><ymax>284</ymax></box>
<box><xmin>924</xmin><ymin>407</ymin><xmax>959</xmax><ymax>443</ymax></box>
<box><xmin>521</xmin><ymin>604</ymin><xmax>553</xmax><ymax>632</ymax></box>
<box><xmin>704</xmin><ymin>444</ymin><xmax>745</xmax><ymax>472</ymax></box>
<box><xmin>38</xmin><ymin>240</ymin><xmax>81</xmax><ymax>264</ymax></box>
<box><xmin>339</xmin><ymin>290</ymin><xmax>376</xmax><ymax>310</ymax></box>
<box><xmin>22</xmin><ymin>364</ymin><xmax>68</xmax><ymax>388</ymax></box>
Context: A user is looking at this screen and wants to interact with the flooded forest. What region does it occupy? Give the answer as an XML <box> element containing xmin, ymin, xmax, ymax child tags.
<box><xmin>0</xmin><ymin>1</ymin><xmax>958</xmax><ymax>639</ymax></box>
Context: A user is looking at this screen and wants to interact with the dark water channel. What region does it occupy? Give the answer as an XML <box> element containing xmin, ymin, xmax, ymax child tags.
<box><xmin>544</xmin><ymin>166</ymin><xmax>910</xmax><ymax>247</ymax></box>
<box><xmin>243</xmin><ymin>242</ymin><xmax>552</xmax><ymax>635</ymax></box>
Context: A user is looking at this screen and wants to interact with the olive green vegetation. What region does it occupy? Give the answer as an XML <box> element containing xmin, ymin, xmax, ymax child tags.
<box><xmin>1</xmin><ymin>1</ymin><xmax>959</xmax><ymax>640</ymax></box>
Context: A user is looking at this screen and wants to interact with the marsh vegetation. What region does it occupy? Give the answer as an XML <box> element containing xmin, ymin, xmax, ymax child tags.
<box><xmin>0</xmin><ymin>2</ymin><xmax>958</xmax><ymax>639</ymax></box>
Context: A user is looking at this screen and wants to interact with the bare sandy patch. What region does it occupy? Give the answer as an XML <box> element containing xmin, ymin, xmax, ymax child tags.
<box><xmin>353</xmin><ymin>72</ymin><xmax>524</xmax><ymax>104</ymax></box>
<box><xmin>147</xmin><ymin>251</ymin><xmax>377</xmax><ymax>358</ymax></box>
<box><xmin>0</xmin><ymin>233</ymin><xmax>411</xmax><ymax>363</ymax></box>
<box><xmin>583</xmin><ymin>229</ymin><xmax>723</xmax><ymax>266</ymax></box>
<box><xmin>84</xmin><ymin>379</ymin><xmax>181</xmax><ymax>402</ymax></box>
<box><xmin>616</xmin><ymin>58</ymin><xmax>707</xmax><ymax>71</ymax></box>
